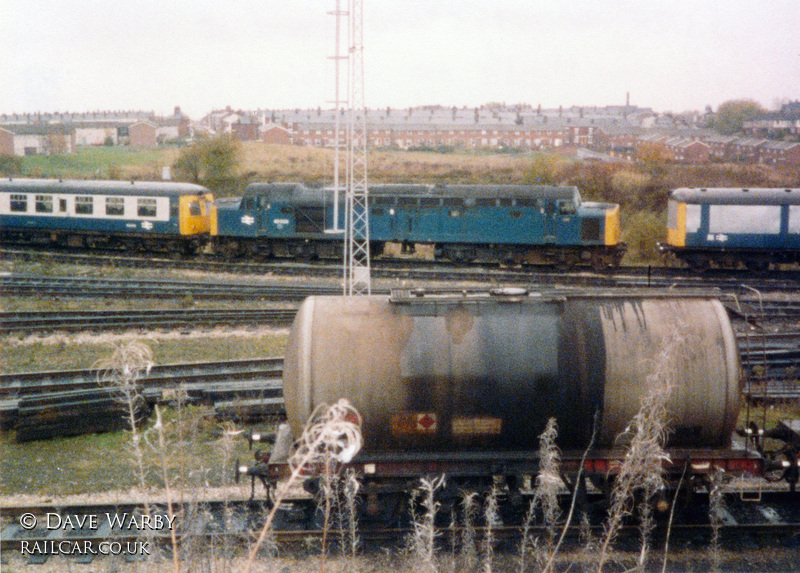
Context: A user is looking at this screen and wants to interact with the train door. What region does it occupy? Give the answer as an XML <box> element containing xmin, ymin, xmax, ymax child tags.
<box><xmin>541</xmin><ymin>199</ymin><xmax>556</xmax><ymax>243</ymax></box>
<box><xmin>553</xmin><ymin>200</ymin><xmax>579</xmax><ymax>244</ymax></box>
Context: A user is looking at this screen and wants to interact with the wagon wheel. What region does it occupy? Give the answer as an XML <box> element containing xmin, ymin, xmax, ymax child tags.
<box><xmin>744</xmin><ymin>256</ymin><xmax>770</xmax><ymax>273</ymax></box>
<box><xmin>685</xmin><ymin>253</ymin><xmax>710</xmax><ymax>273</ymax></box>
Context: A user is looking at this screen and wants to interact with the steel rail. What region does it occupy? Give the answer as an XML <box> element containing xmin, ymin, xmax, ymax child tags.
<box><xmin>0</xmin><ymin>358</ymin><xmax>285</xmax><ymax>440</ymax></box>
<box><xmin>0</xmin><ymin>308</ymin><xmax>299</xmax><ymax>333</ymax></box>
<box><xmin>2</xmin><ymin>491</ymin><xmax>800</xmax><ymax>564</ymax></box>
<box><xmin>5</xmin><ymin>246</ymin><xmax>800</xmax><ymax>293</ymax></box>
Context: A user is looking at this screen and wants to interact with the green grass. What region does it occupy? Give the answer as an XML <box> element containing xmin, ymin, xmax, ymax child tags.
<box><xmin>0</xmin><ymin>407</ymin><xmax>270</xmax><ymax>496</ymax></box>
<box><xmin>21</xmin><ymin>146</ymin><xmax>174</xmax><ymax>180</ymax></box>
<box><xmin>2</xmin><ymin>332</ymin><xmax>288</xmax><ymax>373</ymax></box>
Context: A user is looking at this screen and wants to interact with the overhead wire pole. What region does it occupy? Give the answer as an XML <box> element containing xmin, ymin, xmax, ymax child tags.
<box><xmin>343</xmin><ymin>0</ymin><xmax>371</xmax><ymax>295</ymax></box>
<box><xmin>327</xmin><ymin>0</ymin><xmax>347</xmax><ymax>233</ymax></box>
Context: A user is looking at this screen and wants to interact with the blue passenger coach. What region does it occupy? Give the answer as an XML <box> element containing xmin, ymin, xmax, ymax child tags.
<box><xmin>0</xmin><ymin>178</ymin><xmax>213</xmax><ymax>253</ymax></box>
<box><xmin>663</xmin><ymin>187</ymin><xmax>800</xmax><ymax>271</ymax></box>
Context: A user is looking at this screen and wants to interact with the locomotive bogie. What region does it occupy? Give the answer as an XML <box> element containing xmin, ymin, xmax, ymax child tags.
<box><xmin>663</xmin><ymin>187</ymin><xmax>800</xmax><ymax>270</ymax></box>
<box><xmin>0</xmin><ymin>178</ymin><xmax>213</xmax><ymax>254</ymax></box>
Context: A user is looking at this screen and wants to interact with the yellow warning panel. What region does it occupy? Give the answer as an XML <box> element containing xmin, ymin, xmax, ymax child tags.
<box><xmin>451</xmin><ymin>416</ymin><xmax>503</xmax><ymax>436</ymax></box>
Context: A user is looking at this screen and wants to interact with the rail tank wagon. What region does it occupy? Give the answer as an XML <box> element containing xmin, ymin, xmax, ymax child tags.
<box><xmin>283</xmin><ymin>289</ymin><xmax>741</xmax><ymax>454</ymax></box>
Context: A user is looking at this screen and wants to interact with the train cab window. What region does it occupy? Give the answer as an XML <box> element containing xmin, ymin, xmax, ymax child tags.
<box><xmin>75</xmin><ymin>196</ymin><xmax>93</xmax><ymax>215</ymax></box>
<box><xmin>35</xmin><ymin>195</ymin><xmax>53</xmax><ymax>213</ymax></box>
<box><xmin>241</xmin><ymin>197</ymin><xmax>255</xmax><ymax>210</ymax></box>
<box><xmin>138</xmin><ymin>198</ymin><xmax>158</xmax><ymax>218</ymax></box>
<box><xmin>258</xmin><ymin>196</ymin><xmax>270</xmax><ymax>209</ymax></box>
<box><xmin>10</xmin><ymin>194</ymin><xmax>27</xmax><ymax>212</ymax></box>
<box><xmin>557</xmin><ymin>201</ymin><xmax>576</xmax><ymax>216</ymax></box>
<box><xmin>189</xmin><ymin>201</ymin><xmax>201</xmax><ymax>217</ymax></box>
<box><xmin>106</xmin><ymin>197</ymin><xmax>125</xmax><ymax>216</ymax></box>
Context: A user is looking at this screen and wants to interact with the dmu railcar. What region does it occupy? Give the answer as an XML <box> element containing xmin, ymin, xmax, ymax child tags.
<box><xmin>0</xmin><ymin>178</ymin><xmax>214</xmax><ymax>254</ymax></box>
<box><xmin>662</xmin><ymin>187</ymin><xmax>800</xmax><ymax>271</ymax></box>
<box><xmin>211</xmin><ymin>182</ymin><xmax>625</xmax><ymax>268</ymax></box>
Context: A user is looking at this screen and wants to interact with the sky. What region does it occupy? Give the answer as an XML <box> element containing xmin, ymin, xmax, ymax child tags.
<box><xmin>1</xmin><ymin>1</ymin><xmax>798</xmax><ymax>119</ymax></box>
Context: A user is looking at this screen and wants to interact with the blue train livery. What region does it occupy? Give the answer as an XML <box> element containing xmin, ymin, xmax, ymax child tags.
<box><xmin>663</xmin><ymin>187</ymin><xmax>800</xmax><ymax>271</ymax></box>
<box><xmin>211</xmin><ymin>182</ymin><xmax>624</xmax><ymax>268</ymax></box>
<box><xmin>0</xmin><ymin>178</ymin><xmax>213</xmax><ymax>253</ymax></box>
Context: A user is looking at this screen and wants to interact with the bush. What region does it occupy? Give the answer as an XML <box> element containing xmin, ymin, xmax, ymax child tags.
<box><xmin>0</xmin><ymin>154</ymin><xmax>23</xmax><ymax>177</ymax></box>
<box><xmin>173</xmin><ymin>135</ymin><xmax>241</xmax><ymax>192</ymax></box>
<box><xmin>622</xmin><ymin>210</ymin><xmax>666</xmax><ymax>264</ymax></box>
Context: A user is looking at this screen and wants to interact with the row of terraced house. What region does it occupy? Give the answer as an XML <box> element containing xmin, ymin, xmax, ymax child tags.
<box><xmin>0</xmin><ymin>109</ymin><xmax>190</xmax><ymax>156</ymax></box>
<box><xmin>2</xmin><ymin>104</ymin><xmax>799</xmax><ymax>166</ymax></box>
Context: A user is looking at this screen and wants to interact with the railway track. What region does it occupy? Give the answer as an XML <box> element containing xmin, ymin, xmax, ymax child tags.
<box><xmin>2</xmin><ymin>490</ymin><xmax>800</xmax><ymax>566</ymax></box>
<box><xmin>4</xmin><ymin>246</ymin><xmax>800</xmax><ymax>293</ymax></box>
<box><xmin>0</xmin><ymin>358</ymin><xmax>285</xmax><ymax>441</ymax></box>
<box><xmin>0</xmin><ymin>274</ymin><xmax>350</xmax><ymax>300</ymax></box>
<box><xmin>0</xmin><ymin>307</ymin><xmax>298</xmax><ymax>334</ymax></box>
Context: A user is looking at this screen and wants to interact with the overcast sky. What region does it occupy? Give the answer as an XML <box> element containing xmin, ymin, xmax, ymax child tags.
<box><xmin>1</xmin><ymin>1</ymin><xmax>797</xmax><ymax>119</ymax></box>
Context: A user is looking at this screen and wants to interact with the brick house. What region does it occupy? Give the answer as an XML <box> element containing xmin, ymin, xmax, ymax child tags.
<box><xmin>129</xmin><ymin>122</ymin><xmax>157</xmax><ymax>147</ymax></box>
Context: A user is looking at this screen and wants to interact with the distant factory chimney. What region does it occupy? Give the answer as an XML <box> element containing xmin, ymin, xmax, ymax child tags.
<box><xmin>626</xmin><ymin>92</ymin><xmax>630</xmax><ymax>107</ymax></box>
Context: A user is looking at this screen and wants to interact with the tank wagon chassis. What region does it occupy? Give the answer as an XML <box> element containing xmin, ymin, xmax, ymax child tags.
<box><xmin>236</xmin><ymin>287</ymin><xmax>800</xmax><ymax>529</ymax></box>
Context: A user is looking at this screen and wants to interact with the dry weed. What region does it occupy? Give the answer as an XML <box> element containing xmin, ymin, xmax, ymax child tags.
<box><xmin>241</xmin><ymin>399</ymin><xmax>363</xmax><ymax>573</ymax></box>
<box><xmin>595</xmin><ymin>328</ymin><xmax>689</xmax><ymax>572</ymax></box>
<box><xmin>405</xmin><ymin>475</ymin><xmax>446</xmax><ymax>573</ymax></box>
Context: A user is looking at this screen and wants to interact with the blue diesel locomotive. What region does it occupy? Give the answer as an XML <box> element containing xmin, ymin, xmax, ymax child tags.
<box><xmin>211</xmin><ymin>182</ymin><xmax>625</xmax><ymax>268</ymax></box>
<box><xmin>0</xmin><ymin>178</ymin><xmax>214</xmax><ymax>254</ymax></box>
<box><xmin>662</xmin><ymin>187</ymin><xmax>800</xmax><ymax>271</ymax></box>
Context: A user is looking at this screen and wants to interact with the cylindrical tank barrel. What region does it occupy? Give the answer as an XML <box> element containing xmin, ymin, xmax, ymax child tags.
<box><xmin>283</xmin><ymin>292</ymin><xmax>741</xmax><ymax>452</ymax></box>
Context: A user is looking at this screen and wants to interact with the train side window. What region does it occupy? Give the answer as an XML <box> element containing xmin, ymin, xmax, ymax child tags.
<box><xmin>371</xmin><ymin>207</ymin><xmax>385</xmax><ymax>216</ymax></box>
<box><xmin>558</xmin><ymin>201</ymin><xmax>576</xmax><ymax>216</ymax></box>
<box><xmin>398</xmin><ymin>197</ymin><xmax>418</xmax><ymax>207</ymax></box>
<box><xmin>35</xmin><ymin>195</ymin><xmax>53</xmax><ymax>213</ymax></box>
<box><xmin>419</xmin><ymin>198</ymin><xmax>440</xmax><ymax>207</ymax></box>
<box><xmin>75</xmin><ymin>196</ymin><xmax>94</xmax><ymax>215</ymax></box>
<box><xmin>516</xmin><ymin>198</ymin><xmax>535</xmax><ymax>207</ymax></box>
<box><xmin>138</xmin><ymin>198</ymin><xmax>158</xmax><ymax>218</ymax></box>
<box><xmin>189</xmin><ymin>202</ymin><xmax>201</xmax><ymax>217</ymax></box>
<box><xmin>476</xmin><ymin>198</ymin><xmax>496</xmax><ymax>207</ymax></box>
<box><xmin>442</xmin><ymin>198</ymin><xmax>463</xmax><ymax>207</ymax></box>
<box><xmin>10</xmin><ymin>194</ymin><xmax>27</xmax><ymax>212</ymax></box>
<box><xmin>106</xmin><ymin>197</ymin><xmax>125</xmax><ymax>216</ymax></box>
<box><xmin>498</xmin><ymin>198</ymin><xmax>513</xmax><ymax>207</ymax></box>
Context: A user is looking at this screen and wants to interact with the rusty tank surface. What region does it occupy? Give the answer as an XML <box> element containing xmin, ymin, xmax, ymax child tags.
<box><xmin>282</xmin><ymin>288</ymin><xmax>741</xmax><ymax>453</ymax></box>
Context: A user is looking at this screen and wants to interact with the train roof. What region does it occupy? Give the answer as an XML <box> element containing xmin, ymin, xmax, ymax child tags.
<box><xmin>244</xmin><ymin>182</ymin><xmax>582</xmax><ymax>203</ymax></box>
<box><xmin>0</xmin><ymin>178</ymin><xmax>210</xmax><ymax>197</ymax></box>
<box><xmin>670</xmin><ymin>187</ymin><xmax>800</xmax><ymax>205</ymax></box>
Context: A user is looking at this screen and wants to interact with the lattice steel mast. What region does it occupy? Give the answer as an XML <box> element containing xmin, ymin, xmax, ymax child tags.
<box><xmin>332</xmin><ymin>0</ymin><xmax>370</xmax><ymax>295</ymax></box>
